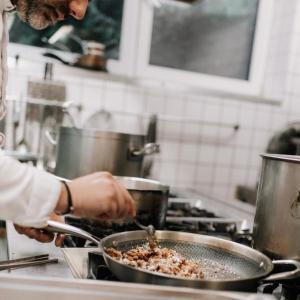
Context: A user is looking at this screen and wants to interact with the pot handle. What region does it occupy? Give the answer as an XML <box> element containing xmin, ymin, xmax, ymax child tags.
<box><xmin>263</xmin><ymin>260</ymin><xmax>300</xmax><ymax>282</ymax></box>
<box><xmin>45</xmin><ymin>130</ymin><xmax>57</xmax><ymax>146</ymax></box>
<box><xmin>131</xmin><ymin>143</ymin><xmax>160</xmax><ymax>156</ymax></box>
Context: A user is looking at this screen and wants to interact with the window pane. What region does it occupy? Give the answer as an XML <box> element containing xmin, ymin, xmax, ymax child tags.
<box><xmin>150</xmin><ymin>0</ymin><xmax>259</xmax><ymax>80</ymax></box>
<box><xmin>9</xmin><ymin>0</ymin><xmax>124</xmax><ymax>60</ymax></box>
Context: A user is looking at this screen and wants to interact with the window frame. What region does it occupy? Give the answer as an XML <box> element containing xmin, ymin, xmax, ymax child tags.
<box><xmin>106</xmin><ymin>0</ymin><xmax>140</xmax><ymax>76</ymax></box>
<box><xmin>135</xmin><ymin>0</ymin><xmax>274</xmax><ymax>97</ymax></box>
<box><xmin>7</xmin><ymin>0</ymin><xmax>275</xmax><ymax>99</ymax></box>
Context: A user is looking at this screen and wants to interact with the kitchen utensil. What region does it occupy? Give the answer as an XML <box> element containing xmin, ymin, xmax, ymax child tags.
<box><xmin>4</xmin><ymin>98</ymin><xmax>79</xmax><ymax>170</ymax></box>
<box><xmin>75</xmin><ymin>42</ymin><xmax>107</xmax><ymax>71</ymax></box>
<box><xmin>0</xmin><ymin>254</ymin><xmax>58</xmax><ymax>271</ymax></box>
<box><xmin>52</xmin><ymin>126</ymin><xmax>159</xmax><ymax>178</ymax></box>
<box><xmin>27</xmin><ymin>63</ymin><xmax>66</xmax><ymax>101</ymax></box>
<box><xmin>56</xmin><ymin>176</ymin><xmax>169</xmax><ymax>229</ymax></box>
<box><xmin>142</xmin><ymin>114</ymin><xmax>157</xmax><ymax>178</ymax></box>
<box><xmin>43</xmin><ymin>41</ymin><xmax>107</xmax><ymax>71</ymax></box>
<box><xmin>253</xmin><ymin>154</ymin><xmax>300</xmax><ymax>259</ymax></box>
<box><xmin>22</xmin><ymin>62</ymin><xmax>66</xmax><ymax>168</ymax></box>
<box><xmin>133</xmin><ymin>218</ymin><xmax>156</xmax><ymax>244</ymax></box>
<box><xmin>133</xmin><ymin>218</ymin><xmax>155</xmax><ymax>236</ymax></box>
<box><xmin>46</xmin><ymin>221</ymin><xmax>300</xmax><ymax>291</ymax></box>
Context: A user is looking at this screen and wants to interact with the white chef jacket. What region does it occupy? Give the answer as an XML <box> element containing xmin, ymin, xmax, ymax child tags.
<box><xmin>0</xmin><ymin>0</ymin><xmax>61</xmax><ymax>227</ymax></box>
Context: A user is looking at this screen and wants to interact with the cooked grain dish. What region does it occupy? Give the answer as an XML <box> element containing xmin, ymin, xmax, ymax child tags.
<box><xmin>106</xmin><ymin>245</ymin><xmax>240</xmax><ymax>280</ymax></box>
<box><xmin>106</xmin><ymin>246</ymin><xmax>204</xmax><ymax>279</ymax></box>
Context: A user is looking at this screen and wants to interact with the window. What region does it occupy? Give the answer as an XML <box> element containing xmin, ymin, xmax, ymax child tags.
<box><xmin>8</xmin><ymin>0</ymin><xmax>274</xmax><ymax>98</ymax></box>
<box><xmin>137</xmin><ymin>0</ymin><xmax>273</xmax><ymax>96</ymax></box>
<box><xmin>150</xmin><ymin>0</ymin><xmax>258</xmax><ymax>80</ymax></box>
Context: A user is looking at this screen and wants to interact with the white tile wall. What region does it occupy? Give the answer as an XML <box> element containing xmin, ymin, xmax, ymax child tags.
<box><xmin>6</xmin><ymin>0</ymin><xmax>300</xmax><ymax>203</ymax></box>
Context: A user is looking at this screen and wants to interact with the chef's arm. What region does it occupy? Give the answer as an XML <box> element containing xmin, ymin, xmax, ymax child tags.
<box><xmin>14</xmin><ymin>172</ymin><xmax>136</xmax><ymax>246</ymax></box>
<box><xmin>0</xmin><ymin>151</ymin><xmax>135</xmax><ymax>225</ymax></box>
<box><xmin>0</xmin><ymin>153</ymin><xmax>61</xmax><ymax>228</ymax></box>
<box><xmin>0</xmin><ymin>152</ymin><xmax>135</xmax><ymax>247</ymax></box>
<box><xmin>55</xmin><ymin>172</ymin><xmax>136</xmax><ymax>220</ymax></box>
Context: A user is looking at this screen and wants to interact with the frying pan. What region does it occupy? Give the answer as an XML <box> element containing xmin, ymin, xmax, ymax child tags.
<box><xmin>47</xmin><ymin>221</ymin><xmax>300</xmax><ymax>292</ymax></box>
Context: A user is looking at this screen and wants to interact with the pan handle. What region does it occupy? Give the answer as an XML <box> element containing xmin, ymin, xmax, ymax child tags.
<box><xmin>131</xmin><ymin>143</ymin><xmax>160</xmax><ymax>156</ymax></box>
<box><xmin>263</xmin><ymin>260</ymin><xmax>300</xmax><ymax>282</ymax></box>
<box><xmin>46</xmin><ymin>220</ymin><xmax>102</xmax><ymax>248</ymax></box>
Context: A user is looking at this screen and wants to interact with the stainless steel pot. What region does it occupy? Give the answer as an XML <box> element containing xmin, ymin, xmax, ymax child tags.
<box><xmin>253</xmin><ymin>154</ymin><xmax>300</xmax><ymax>259</ymax></box>
<box><xmin>52</xmin><ymin>126</ymin><xmax>159</xmax><ymax>178</ymax></box>
<box><xmin>116</xmin><ymin>176</ymin><xmax>169</xmax><ymax>228</ymax></box>
<box><xmin>59</xmin><ymin>176</ymin><xmax>169</xmax><ymax>229</ymax></box>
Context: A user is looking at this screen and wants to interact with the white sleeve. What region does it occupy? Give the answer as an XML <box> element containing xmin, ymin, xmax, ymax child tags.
<box><xmin>0</xmin><ymin>151</ymin><xmax>61</xmax><ymax>227</ymax></box>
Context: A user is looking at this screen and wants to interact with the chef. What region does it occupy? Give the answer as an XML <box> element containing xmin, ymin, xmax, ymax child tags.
<box><xmin>0</xmin><ymin>0</ymin><xmax>136</xmax><ymax>245</ymax></box>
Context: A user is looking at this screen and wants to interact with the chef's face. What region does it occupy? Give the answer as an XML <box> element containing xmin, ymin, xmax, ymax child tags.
<box><xmin>15</xmin><ymin>0</ymin><xmax>88</xmax><ymax>30</ymax></box>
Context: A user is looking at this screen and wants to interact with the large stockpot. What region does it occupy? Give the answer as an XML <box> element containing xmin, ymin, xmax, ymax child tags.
<box><xmin>253</xmin><ymin>154</ymin><xmax>300</xmax><ymax>259</ymax></box>
<box><xmin>53</xmin><ymin>126</ymin><xmax>159</xmax><ymax>178</ymax></box>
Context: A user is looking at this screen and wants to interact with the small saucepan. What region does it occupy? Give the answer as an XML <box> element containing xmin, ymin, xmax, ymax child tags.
<box><xmin>56</xmin><ymin>176</ymin><xmax>169</xmax><ymax>229</ymax></box>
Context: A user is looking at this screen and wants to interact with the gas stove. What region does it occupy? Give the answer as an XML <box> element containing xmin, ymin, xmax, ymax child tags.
<box><xmin>85</xmin><ymin>251</ymin><xmax>300</xmax><ymax>300</ymax></box>
<box><xmin>64</xmin><ymin>195</ymin><xmax>253</xmax><ymax>247</ymax></box>
<box><xmin>164</xmin><ymin>199</ymin><xmax>252</xmax><ymax>245</ymax></box>
<box><xmin>65</xmin><ymin>196</ymin><xmax>252</xmax><ymax>278</ymax></box>
<box><xmin>61</xmin><ymin>192</ymin><xmax>299</xmax><ymax>300</ymax></box>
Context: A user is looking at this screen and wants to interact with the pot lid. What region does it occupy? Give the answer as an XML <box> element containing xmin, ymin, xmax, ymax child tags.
<box><xmin>60</xmin><ymin>126</ymin><xmax>145</xmax><ymax>140</ymax></box>
<box><xmin>115</xmin><ymin>176</ymin><xmax>169</xmax><ymax>192</ymax></box>
<box><xmin>261</xmin><ymin>153</ymin><xmax>300</xmax><ymax>164</ymax></box>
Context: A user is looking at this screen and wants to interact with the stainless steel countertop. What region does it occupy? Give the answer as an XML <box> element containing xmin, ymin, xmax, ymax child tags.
<box><xmin>0</xmin><ymin>273</ymin><xmax>276</xmax><ymax>300</ymax></box>
<box><xmin>5</xmin><ymin>222</ymin><xmax>73</xmax><ymax>279</ymax></box>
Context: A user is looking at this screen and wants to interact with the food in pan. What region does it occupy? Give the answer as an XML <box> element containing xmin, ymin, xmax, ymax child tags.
<box><xmin>106</xmin><ymin>245</ymin><xmax>239</xmax><ymax>280</ymax></box>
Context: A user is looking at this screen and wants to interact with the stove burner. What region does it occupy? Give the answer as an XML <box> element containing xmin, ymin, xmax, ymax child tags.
<box><xmin>62</xmin><ymin>198</ymin><xmax>299</xmax><ymax>299</ymax></box>
<box><xmin>233</xmin><ymin>231</ymin><xmax>253</xmax><ymax>246</ymax></box>
<box><xmin>64</xmin><ymin>216</ymin><xmax>139</xmax><ymax>242</ymax></box>
<box><xmin>87</xmin><ymin>252</ymin><xmax>300</xmax><ymax>299</ymax></box>
<box><xmin>167</xmin><ymin>202</ymin><xmax>216</xmax><ymax>218</ymax></box>
<box><xmin>64</xmin><ymin>200</ymin><xmax>252</xmax><ymax>248</ymax></box>
<box><xmin>258</xmin><ymin>282</ymin><xmax>300</xmax><ymax>300</ymax></box>
<box><xmin>281</xmin><ymin>285</ymin><xmax>300</xmax><ymax>300</ymax></box>
<box><xmin>88</xmin><ymin>251</ymin><xmax>118</xmax><ymax>281</ymax></box>
<box><xmin>164</xmin><ymin>201</ymin><xmax>247</xmax><ymax>243</ymax></box>
<box><xmin>258</xmin><ymin>283</ymin><xmax>280</xmax><ymax>295</ymax></box>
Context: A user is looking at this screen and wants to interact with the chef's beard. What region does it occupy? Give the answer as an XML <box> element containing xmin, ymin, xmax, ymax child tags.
<box><xmin>16</xmin><ymin>0</ymin><xmax>69</xmax><ymax>30</ymax></box>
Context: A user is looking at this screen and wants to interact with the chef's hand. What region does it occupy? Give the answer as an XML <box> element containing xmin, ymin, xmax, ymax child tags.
<box><xmin>56</xmin><ymin>172</ymin><xmax>136</xmax><ymax>220</ymax></box>
<box><xmin>14</xmin><ymin>213</ymin><xmax>65</xmax><ymax>247</ymax></box>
